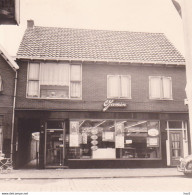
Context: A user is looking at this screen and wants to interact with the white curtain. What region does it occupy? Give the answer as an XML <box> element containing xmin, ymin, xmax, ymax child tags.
<box><xmin>71</xmin><ymin>82</ymin><xmax>81</xmax><ymax>98</ymax></box>
<box><xmin>71</xmin><ymin>65</ymin><xmax>81</xmax><ymax>81</ymax></box>
<box><xmin>28</xmin><ymin>63</ymin><xmax>39</xmax><ymax>80</ymax></box>
<box><xmin>70</xmin><ymin>65</ymin><xmax>81</xmax><ymax>98</ymax></box>
<box><xmin>28</xmin><ymin>63</ymin><xmax>39</xmax><ymax>96</ymax></box>
<box><xmin>150</xmin><ymin>77</ymin><xmax>161</xmax><ymax>98</ymax></box>
<box><xmin>162</xmin><ymin>77</ymin><xmax>172</xmax><ymax>98</ymax></box>
<box><xmin>28</xmin><ymin>81</ymin><xmax>39</xmax><ymax>97</ymax></box>
<box><xmin>40</xmin><ymin>62</ymin><xmax>69</xmax><ymax>86</ymax></box>
<box><xmin>120</xmin><ymin>76</ymin><xmax>130</xmax><ymax>98</ymax></box>
<box><xmin>108</xmin><ymin>76</ymin><xmax>119</xmax><ymax>98</ymax></box>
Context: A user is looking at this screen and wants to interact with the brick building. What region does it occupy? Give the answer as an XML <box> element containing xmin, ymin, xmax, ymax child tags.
<box><xmin>0</xmin><ymin>0</ymin><xmax>20</xmax><ymax>25</ymax></box>
<box><xmin>0</xmin><ymin>44</ymin><xmax>19</xmax><ymax>159</ymax></box>
<box><xmin>15</xmin><ymin>20</ymin><xmax>188</xmax><ymax>169</ymax></box>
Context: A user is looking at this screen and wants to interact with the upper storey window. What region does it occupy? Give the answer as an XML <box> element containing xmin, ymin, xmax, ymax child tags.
<box><xmin>107</xmin><ymin>75</ymin><xmax>131</xmax><ymax>99</ymax></box>
<box><xmin>27</xmin><ymin>62</ymin><xmax>81</xmax><ymax>99</ymax></box>
<box><xmin>149</xmin><ymin>76</ymin><xmax>172</xmax><ymax>100</ymax></box>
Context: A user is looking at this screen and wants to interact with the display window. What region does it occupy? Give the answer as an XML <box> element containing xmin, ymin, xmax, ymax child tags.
<box><xmin>67</xmin><ymin>120</ymin><xmax>161</xmax><ymax>160</ymax></box>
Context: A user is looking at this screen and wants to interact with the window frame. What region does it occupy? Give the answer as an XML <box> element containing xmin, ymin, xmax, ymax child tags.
<box><xmin>67</xmin><ymin>119</ymin><xmax>162</xmax><ymax>160</ymax></box>
<box><xmin>26</xmin><ymin>61</ymin><xmax>82</xmax><ymax>100</ymax></box>
<box><xmin>107</xmin><ymin>75</ymin><xmax>131</xmax><ymax>99</ymax></box>
<box><xmin>0</xmin><ymin>74</ymin><xmax>3</xmax><ymax>92</ymax></box>
<box><xmin>149</xmin><ymin>76</ymin><xmax>173</xmax><ymax>100</ymax></box>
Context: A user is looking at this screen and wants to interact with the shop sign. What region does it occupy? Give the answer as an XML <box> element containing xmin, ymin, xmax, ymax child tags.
<box><xmin>148</xmin><ymin>129</ymin><xmax>159</xmax><ymax>136</ymax></box>
<box><xmin>91</xmin><ymin>135</ymin><xmax>98</xmax><ymax>140</ymax></box>
<box><xmin>91</xmin><ymin>146</ymin><xmax>98</xmax><ymax>151</ymax></box>
<box><xmin>91</xmin><ymin>128</ymin><xmax>98</xmax><ymax>135</ymax></box>
<box><xmin>91</xmin><ymin>140</ymin><xmax>98</xmax><ymax>145</ymax></box>
<box><xmin>103</xmin><ymin>100</ymin><xmax>127</xmax><ymax>112</ymax></box>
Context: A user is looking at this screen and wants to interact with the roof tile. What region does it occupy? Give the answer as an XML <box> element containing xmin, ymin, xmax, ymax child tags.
<box><xmin>17</xmin><ymin>26</ymin><xmax>185</xmax><ymax>64</ymax></box>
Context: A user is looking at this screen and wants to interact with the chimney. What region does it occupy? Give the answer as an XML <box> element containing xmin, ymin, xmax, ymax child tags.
<box><xmin>27</xmin><ymin>20</ymin><xmax>34</xmax><ymax>28</ymax></box>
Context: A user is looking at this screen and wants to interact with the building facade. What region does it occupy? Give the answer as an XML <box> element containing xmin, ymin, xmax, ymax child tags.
<box><xmin>0</xmin><ymin>0</ymin><xmax>20</xmax><ymax>25</ymax></box>
<box><xmin>0</xmin><ymin>44</ymin><xmax>19</xmax><ymax>159</ymax></box>
<box><xmin>14</xmin><ymin>21</ymin><xmax>189</xmax><ymax>169</ymax></box>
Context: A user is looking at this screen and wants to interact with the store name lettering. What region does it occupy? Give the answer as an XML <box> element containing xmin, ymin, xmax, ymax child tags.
<box><xmin>103</xmin><ymin>100</ymin><xmax>127</xmax><ymax>111</ymax></box>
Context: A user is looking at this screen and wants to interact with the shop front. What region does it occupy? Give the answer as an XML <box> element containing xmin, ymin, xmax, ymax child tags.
<box><xmin>14</xmin><ymin>110</ymin><xmax>189</xmax><ymax>169</ymax></box>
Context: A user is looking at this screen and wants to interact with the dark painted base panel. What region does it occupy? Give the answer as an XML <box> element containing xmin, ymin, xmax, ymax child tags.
<box><xmin>66</xmin><ymin>160</ymin><xmax>164</xmax><ymax>169</ymax></box>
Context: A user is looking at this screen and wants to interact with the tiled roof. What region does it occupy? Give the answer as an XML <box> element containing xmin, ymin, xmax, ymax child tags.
<box><xmin>17</xmin><ymin>26</ymin><xmax>185</xmax><ymax>64</ymax></box>
<box><xmin>0</xmin><ymin>44</ymin><xmax>19</xmax><ymax>71</ymax></box>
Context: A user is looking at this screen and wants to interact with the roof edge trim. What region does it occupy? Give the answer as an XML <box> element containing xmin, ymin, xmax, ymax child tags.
<box><xmin>16</xmin><ymin>56</ymin><xmax>185</xmax><ymax>66</ymax></box>
<box><xmin>0</xmin><ymin>44</ymin><xmax>19</xmax><ymax>71</ymax></box>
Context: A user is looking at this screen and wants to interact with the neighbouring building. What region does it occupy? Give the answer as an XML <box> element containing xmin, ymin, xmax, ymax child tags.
<box><xmin>0</xmin><ymin>0</ymin><xmax>20</xmax><ymax>25</ymax></box>
<box><xmin>0</xmin><ymin>44</ymin><xmax>19</xmax><ymax>159</ymax></box>
<box><xmin>14</xmin><ymin>20</ymin><xmax>188</xmax><ymax>169</ymax></box>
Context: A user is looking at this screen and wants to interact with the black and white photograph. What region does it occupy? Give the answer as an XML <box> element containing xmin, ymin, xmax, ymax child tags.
<box><xmin>0</xmin><ymin>0</ymin><xmax>192</xmax><ymax>193</ymax></box>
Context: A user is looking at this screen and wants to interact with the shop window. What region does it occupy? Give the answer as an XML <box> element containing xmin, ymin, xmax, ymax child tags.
<box><xmin>67</xmin><ymin>120</ymin><xmax>161</xmax><ymax>160</ymax></box>
<box><xmin>27</xmin><ymin>62</ymin><xmax>81</xmax><ymax>99</ymax></box>
<box><xmin>0</xmin><ymin>75</ymin><xmax>3</xmax><ymax>92</ymax></box>
<box><xmin>149</xmin><ymin>76</ymin><xmax>172</xmax><ymax>100</ymax></box>
<box><xmin>107</xmin><ymin>75</ymin><xmax>131</xmax><ymax>99</ymax></box>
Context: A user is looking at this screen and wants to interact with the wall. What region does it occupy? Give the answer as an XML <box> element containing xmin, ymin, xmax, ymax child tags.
<box><xmin>16</xmin><ymin>60</ymin><xmax>187</xmax><ymax>113</ymax></box>
<box><xmin>0</xmin><ymin>55</ymin><xmax>15</xmax><ymax>156</ymax></box>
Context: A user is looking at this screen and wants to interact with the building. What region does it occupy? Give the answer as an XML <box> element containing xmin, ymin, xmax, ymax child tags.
<box><xmin>14</xmin><ymin>20</ymin><xmax>188</xmax><ymax>169</ymax></box>
<box><xmin>0</xmin><ymin>0</ymin><xmax>20</xmax><ymax>25</ymax></box>
<box><xmin>0</xmin><ymin>44</ymin><xmax>19</xmax><ymax>159</ymax></box>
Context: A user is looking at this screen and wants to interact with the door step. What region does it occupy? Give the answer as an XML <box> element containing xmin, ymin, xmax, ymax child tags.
<box><xmin>45</xmin><ymin>166</ymin><xmax>69</xmax><ymax>169</ymax></box>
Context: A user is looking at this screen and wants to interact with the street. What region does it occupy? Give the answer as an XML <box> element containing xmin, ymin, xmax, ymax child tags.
<box><xmin>0</xmin><ymin>176</ymin><xmax>192</xmax><ymax>192</ymax></box>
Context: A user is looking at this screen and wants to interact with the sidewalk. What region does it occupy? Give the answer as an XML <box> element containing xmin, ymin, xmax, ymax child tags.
<box><xmin>0</xmin><ymin>168</ymin><xmax>183</xmax><ymax>179</ymax></box>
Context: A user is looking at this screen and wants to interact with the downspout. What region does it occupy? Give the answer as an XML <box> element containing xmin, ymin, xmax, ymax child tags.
<box><xmin>10</xmin><ymin>70</ymin><xmax>17</xmax><ymax>161</ymax></box>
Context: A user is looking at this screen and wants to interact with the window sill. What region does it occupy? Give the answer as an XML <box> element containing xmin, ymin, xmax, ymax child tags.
<box><xmin>68</xmin><ymin>158</ymin><xmax>162</xmax><ymax>160</ymax></box>
<box><xmin>107</xmin><ymin>97</ymin><xmax>132</xmax><ymax>100</ymax></box>
<box><xmin>149</xmin><ymin>98</ymin><xmax>173</xmax><ymax>101</ymax></box>
<box><xmin>26</xmin><ymin>97</ymin><xmax>82</xmax><ymax>101</ymax></box>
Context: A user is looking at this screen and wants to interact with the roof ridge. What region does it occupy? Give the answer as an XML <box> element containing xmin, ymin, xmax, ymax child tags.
<box><xmin>32</xmin><ymin>25</ymin><xmax>164</xmax><ymax>35</ymax></box>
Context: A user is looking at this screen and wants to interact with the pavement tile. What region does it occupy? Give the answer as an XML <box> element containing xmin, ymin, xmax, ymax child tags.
<box><xmin>0</xmin><ymin>168</ymin><xmax>183</xmax><ymax>179</ymax></box>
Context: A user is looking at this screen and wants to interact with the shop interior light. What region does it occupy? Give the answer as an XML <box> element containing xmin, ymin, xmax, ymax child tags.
<box><xmin>124</xmin><ymin>121</ymin><xmax>147</xmax><ymax>130</ymax></box>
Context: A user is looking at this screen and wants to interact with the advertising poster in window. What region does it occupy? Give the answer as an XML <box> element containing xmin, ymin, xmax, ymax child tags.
<box><xmin>70</xmin><ymin>121</ymin><xmax>79</xmax><ymax>134</ymax></box>
<box><xmin>114</xmin><ymin>122</ymin><xmax>124</xmax><ymax>148</ymax></box>
<box><xmin>70</xmin><ymin>121</ymin><xmax>79</xmax><ymax>147</ymax></box>
<box><xmin>69</xmin><ymin>134</ymin><xmax>79</xmax><ymax>147</ymax></box>
<box><xmin>115</xmin><ymin>122</ymin><xmax>124</xmax><ymax>135</ymax></box>
<box><xmin>147</xmin><ymin>137</ymin><xmax>159</xmax><ymax>147</ymax></box>
<box><xmin>102</xmin><ymin>131</ymin><xmax>114</xmax><ymax>141</ymax></box>
<box><xmin>115</xmin><ymin>135</ymin><xmax>124</xmax><ymax>148</ymax></box>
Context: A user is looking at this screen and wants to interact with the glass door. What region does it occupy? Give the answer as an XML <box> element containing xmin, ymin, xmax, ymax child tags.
<box><xmin>169</xmin><ymin>131</ymin><xmax>183</xmax><ymax>166</ymax></box>
<box><xmin>45</xmin><ymin>121</ymin><xmax>65</xmax><ymax>167</ymax></box>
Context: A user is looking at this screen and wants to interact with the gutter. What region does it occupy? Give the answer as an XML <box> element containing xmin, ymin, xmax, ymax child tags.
<box><xmin>10</xmin><ymin>70</ymin><xmax>18</xmax><ymax>161</ymax></box>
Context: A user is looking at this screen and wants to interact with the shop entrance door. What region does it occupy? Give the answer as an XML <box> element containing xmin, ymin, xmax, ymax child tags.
<box><xmin>169</xmin><ymin>131</ymin><xmax>183</xmax><ymax>166</ymax></box>
<box><xmin>45</xmin><ymin>121</ymin><xmax>66</xmax><ymax>168</ymax></box>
